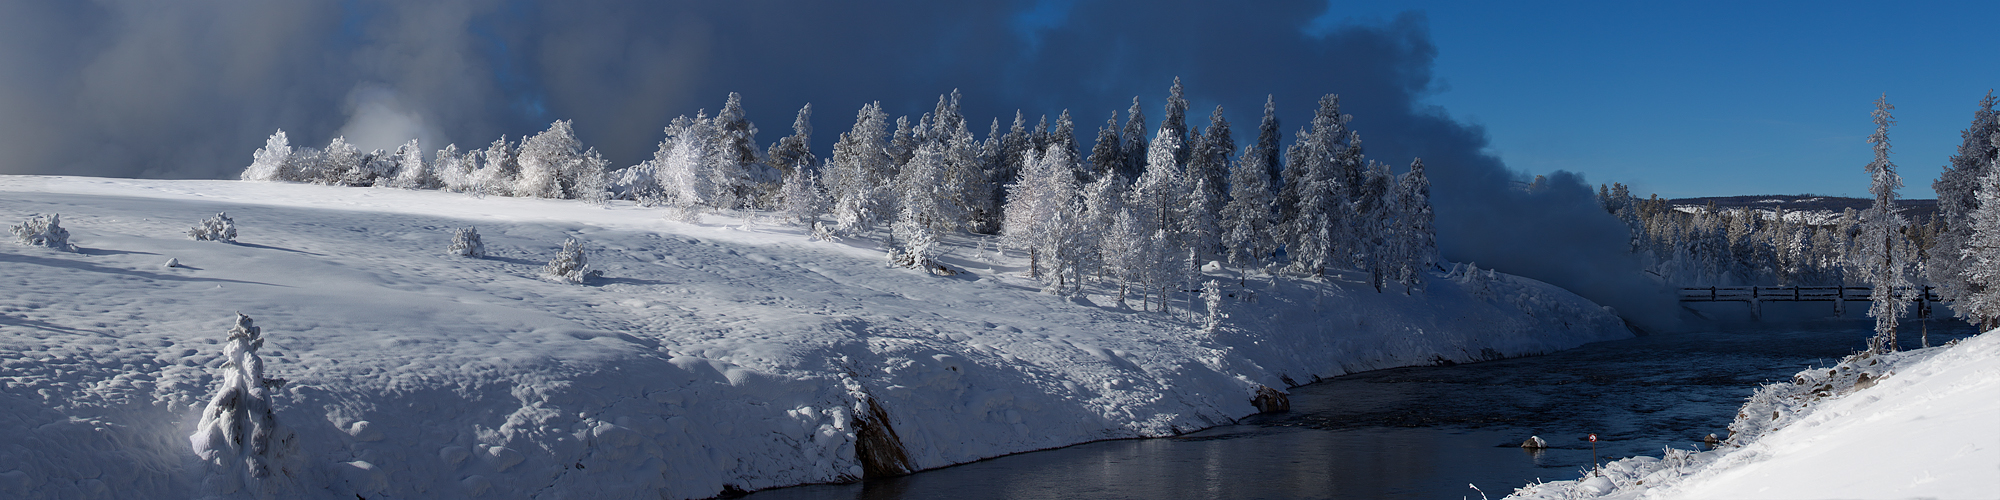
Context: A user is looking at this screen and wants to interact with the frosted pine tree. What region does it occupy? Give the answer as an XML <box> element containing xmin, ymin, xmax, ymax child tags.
<box><xmin>1104</xmin><ymin>208</ymin><xmax>1146</xmax><ymax>309</ymax></box>
<box><xmin>1255</xmin><ymin>95</ymin><xmax>1283</xmax><ymax>197</ymax></box>
<box><xmin>189</xmin><ymin>313</ymin><xmax>300</xmax><ymax>498</ymax></box>
<box><xmin>387</xmin><ymin>139</ymin><xmax>434</xmax><ymax>189</ymax></box>
<box><xmin>710</xmin><ymin>93</ymin><xmax>761</xmax><ymax>209</ymax></box>
<box><xmin>447</xmin><ymin>227</ymin><xmax>485</xmax><ymax>258</ymax></box>
<box><xmin>1958</xmin><ymin>149</ymin><xmax>2000</xmax><ymax>329</ymax></box>
<box><xmin>542</xmin><ymin>238</ymin><xmax>590</xmax><ymax>284</ymax></box>
<box><xmin>565</xmin><ymin>147</ymin><xmax>611</xmax><ymax>204</ymax></box>
<box><xmin>189</xmin><ymin>212</ymin><xmax>238</xmax><ymax>242</ymax></box>
<box><xmin>827</xmin><ymin>102</ymin><xmax>892</xmax><ymax>236</ymax></box>
<box><xmin>10</xmin><ymin>214</ymin><xmax>74</xmax><ymax>251</ymax></box>
<box><xmin>1393</xmin><ymin>158</ymin><xmax>1437</xmax><ymax>294</ymax></box>
<box><xmin>1355</xmin><ymin>161</ymin><xmax>1394</xmax><ymax>291</ymax></box>
<box><xmin>1003</xmin><ymin>145</ymin><xmax>1081</xmax><ymax>287</ymax></box>
<box><xmin>766</xmin><ymin>103</ymin><xmax>816</xmax><ymax>179</ymax></box>
<box><xmin>1081</xmin><ymin>173</ymin><xmax>1130</xmax><ymax>282</ymax></box>
<box><xmin>516</xmin><ymin>120</ymin><xmax>584</xmax><ymax>199</ymax></box>
<box><xmin>314</xmin><ymin>137</ymin><xmax>365</xmax><ymax>186</ymax></box>
<box><xmin>1929</xmin><ymin>91</ymin><xmax>2000</xmax><ymax>319</ymax></box>
<box><xmin>1854</xmin><ymin>94</ymin><xmax>1911</xmax><ymax>352</ymax></box>
<box><xmin>240</xmin><ymin>130</ymin><xmax>291</xmax><ymax>182</ymax></box>
<box><xmin>434</xmin><ymin>145</ymin><xmax>474</xmax><ymax>193</ymax></box>
<box><xmin>778</xmin><ymin>164</ymin><xmax>828</xmax><ymax>228</ymax></box>
<box><xmin>658</xmin><ymin>113</ymin><xmax>719</xmax><ymax>221</ymax></box>
<box><xmin>890</xmin><ymin>141</ymin><xmax>953</xmax><ymax>271</ymax></box>
<box><xmin>1087</xmin><ymin>112</ymin><xmax>1124</xmax><ymax>180</ymax></box>
<box><xmin>1221</xmin><ymin>142</ymin><xmax>1275</xmax><ymax>284</ymax></box>
<box><xmin>1119</xmin><ymin>98</ymin><xmax>1149</xmax><ymax>182</ymax></box>
<box><xmin>1161</xmin><ymin>78</ymin><xmax>1192</xmax><ymax>165</ymax></box>
<box><xmin>472</xmin><ymin>136</ymin><xmax>519</xmax><ymax>197</ymax></box>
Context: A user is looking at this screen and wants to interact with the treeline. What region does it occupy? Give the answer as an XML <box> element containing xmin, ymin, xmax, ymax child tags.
<box><xmin>241</xmin><ymin>80</ymin><xmax>1441</xmax><ymax>309</ymax></box>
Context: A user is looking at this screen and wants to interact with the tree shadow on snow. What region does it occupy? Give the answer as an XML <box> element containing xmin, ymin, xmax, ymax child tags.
<box><xmin>232</xmin><ymin>242</ymin><xmax>323</xmax><ymax>256</ymax></box>
<box><xmin>0</xmin><ymin>314</ymin><xmax>97</xmax><ymax>336</ymax></box>
<box><xmin>0</xmin><ymin>251</ymin><xmax>288</xmax><ymax>288</ymax></box>
<box><xmin>587</xmin><ymin>276</ymin><xmax>671</xmax><ymax>287</ymax></box>
<box><xmin>75</xmin><ymin>247</ymin><xmax>155</xmax><ymax>257</ymax></box>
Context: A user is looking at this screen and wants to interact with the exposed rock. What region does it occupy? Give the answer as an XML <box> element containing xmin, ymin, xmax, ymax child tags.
<box><xmin>853</xmin><ymin>397</ymin><xmax>911</xmax><ymax>479</ymax></box>
<box><xmin>1522</xmin><ymin>435</ymin><xmax>1548</xmax><ymax>449</ymax></box>
<box><xmin>1251</xmin><ymin>385</ymin><xmax>1290</xmax><ymax>413</ymax></box>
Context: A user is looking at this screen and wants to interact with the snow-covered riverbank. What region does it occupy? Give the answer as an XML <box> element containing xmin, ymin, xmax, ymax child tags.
<box><xmin>0</xmin><ymin>176</ymin><xmax>1629</xmax><ymax>499</ymax></box>
<box><xmin>1506</xmin><ymin>328</ymin><xmax>1998</xmax><ymax>499</ymax></box>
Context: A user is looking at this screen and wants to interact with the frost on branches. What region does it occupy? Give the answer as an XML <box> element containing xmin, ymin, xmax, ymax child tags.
<box><xmin>1854</xmin><ymin>94</ymin><xmax>1911</xmax><ymax>352</ymax></box>
<box><xmin>447</xmin><ymin>227</ymin><xmax>485</xmax><ymax>259</ymax></box>
<box><xmin>188</xmin><ymin>212</ymin><xmax>238</xmax><ymax>243</ymax></box>
<box><xmin>189</xmin><ymin>313</ymin><xmax>302</xmax><ymax>499</ymax></box>
<box><xmin>542</xmin><ymin>238</ymin><xmax>590</xmax><ymax>284</ymax></box>
<box><xmin>10</xmin><ymin>213</ymin><xmax>74</xmax><ymax>251</ymax></box>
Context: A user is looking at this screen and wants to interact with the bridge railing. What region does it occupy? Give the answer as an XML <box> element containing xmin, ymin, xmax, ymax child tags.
<box><xmin>1677</xmin><ymin>286</ymin><xmax>1940</xmax><ymax>303</ymax></box>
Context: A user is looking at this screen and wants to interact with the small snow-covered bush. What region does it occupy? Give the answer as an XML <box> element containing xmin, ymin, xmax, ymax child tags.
<box><xmin>189</xmin><ymin>313</ymin><xmax>301</xmax><ymax>497</ymax></box>
<box><xmin>1202</xmin><ymin>279</ymin><xmax>1226</xmax><ymax>333</ymax></box>
<box><xmin>542</xmin><ymin>238</ymin><xmax>589</xmax><ymax>284</ymax></box>
<box><xmin>10</xmin><ymin>213</ymin><xmax>74</xmax><ymax>251</ymax></box>
<box><xmin>188</xmin><ymin>212</ymin><xmax>238</xmax><ymax>242</ymax></box>
<box><xmin>447</xmin><ymin>227</ymin><xmax>485</xmax><ymax>258</ymax></box>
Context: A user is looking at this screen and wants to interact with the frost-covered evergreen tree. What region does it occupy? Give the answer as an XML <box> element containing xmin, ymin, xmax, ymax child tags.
<box><xmin>387</xmin><ymin>139</ymin><xmax>434</xmax><ymax>190</ymax></box>
<box><xmin>189</xmin><ymin>313</ymin><xmax>300</xmax><ymax>498</ymax></box>
<box><xmin>434</xmin><ymin>145</ymin><xmax>474</xmax><ymax>193</ymax></box>
<box><xmin>1087</xmin><ymin>112</ymin><xmax>1124</xmax><ymax>181</ymax></box>
<box><xmin>766</xmin><ymin>103</ymin><xmax>816</xmax><ymax>179</ymax></box>
<box><xmin>1958</xmin><ymin>149</ymin><xmax>2000</xmax><ymax>328</ymax></box>
<box><xmin>1222</xmin><ymin>142</ymin><xmax>1275</xmax><ymax>282</ymax></box>
<box><xmin>711</xmin><ymin>93</ymin><xmax>762</xmax><ymax>209</ymax></box>
<box><xmin>887</xmin><ymin>115</ymin><xmax>919</xmax><ymax>172</ymax></box>
<box><xmin>189</xmin><ymin>212</ymin><xmax>238</xmax><ymax>243</ymax></box>
<box><xmin>1080</xmin><ymin>172</ymin><xmax>1128</xmax><ymax>283</ymax></box>
<box><xmin>1854</xmin><ymin>94</ymin><xmax>1911</xmax><ymax>352</ymax></box>
<box><xmin>1119</xmin><ymin>98</ymin><xmax>1149</xmax><ymax>182</ymax></box>
<box><xmin>1202</xmin><ymin>279</ymin><xmax>1225</xmax><ymax>333</ymax></box>
<box><xmin>312</xmin><ymin>137</ymin><xmax>364</xmax><ymax>186</ymax></box>
<box><xmin>1187</xmin><ymin>106</ymin><xmax>1232</xmax><ymax>211</ymax></box>
<box><xmin>1130</xmin><ymin>131</ymin><xmax>1187</xmax><ymax>308</ymax></box>
<box><xmin>1103</xmin><ymin>208</ymin><xmax>1146</xmax><ymax>309</ymax></box>
<box><xmin>10</xmin><ymin>214</ymin><xmax>74</xmax><ymax>251</ymax></box>
<box><xmin>473</xmin><ymin>136</ymin><xmax>519</xmax><ymax>197</ymax></box>
<box><xmin>1004</xmin><ymin>145</ymin><xmax>1081</xmax><ymax>285</ymax></box>
<box><xmin>1355</xmin><ymin>161</ymin><xmax>1394</xmax><ymax>292</ymax></box>
<box><xmin>447</xmin><ymin>227</ymin><xmax>485</xmax><ymax>258</ymax></box>
<box><xmin>1929</xmin><ymin>91</ymin><xmax>2000</xmax><ymax>316</ymax></box>
<box><xmin>241</xmin><ymin>130</ymin><xmax>291</xmax><ymax>182</ymax></box>
<box><xmin>565</xmin><ymin>147</ymin><xmax>611</xmax><ymax>205</ymax></box>
<box><xmin>827</xmin><ymin>102</ymin><xmax>893</xmax><ymax>236</ymax></box>
<box><xmin>890</xmin><ymin>140</ymin><xmax>954</xmax><ymax>270</ymax></box>
<box><xmin>1281</xmin><ymin>95</ymin><xmax>1351</xmax><ymax>277</ymax></box>
<box><xmin>1256</xmin><ymin>95</ymin><xmax>1283</xmax><ymax>196</ymax></box>
<box><xmin>542</xmin><ymin>238</ymin><xmax>590</xmax><ymax>284</ymax></box>
<box><xmin>779</xmin><ymin>164</ymin><xmax>828</xmax><ymax>228</ymax></box>
<box><xmin>657</xmin><ymin>113</ymin><xmax>719</xmax><ymax>220</ymax></box>
<box><xmin>1393</xmin><ymin>158</ymin><xmax>1437</xmax><ymax>294</ymax></box>
<box><xmin>1181</xmin><ymin>177</ymin><xmax>1221</xmax><ymax>271</ymax></box>
<box><xmin>1161</xmin><ymin>78</ymin><xmax>1192</xmax><ymax>165</ymax></box>
<box><xmin>516</xmin><ymin>120</ymin><xmax>583</xmax><ymax>199</ymax></box>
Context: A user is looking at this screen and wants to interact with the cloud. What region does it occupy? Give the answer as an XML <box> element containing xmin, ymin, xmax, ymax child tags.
<box><xmin>0</xmin><ymin>0</ymin><xmax>1671</xmax><ymax>326</ymax></box>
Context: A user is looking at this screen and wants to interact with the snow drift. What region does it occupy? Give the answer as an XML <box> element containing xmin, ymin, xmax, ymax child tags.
<box><xmin>0</xmin><ymin>176</ymin><xmax>1629</xmax><ymax>499</ymax></box>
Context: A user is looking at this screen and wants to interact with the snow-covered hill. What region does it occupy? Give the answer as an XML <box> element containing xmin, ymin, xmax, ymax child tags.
<box><xmin>1505</xmin><ymin>329</ymin><xmax>1999</xmax><ymax>499</ymax></box>
<box><xmin>0</xmin><ymin>176</ymin><xmax>1629</xmax><ymax>499</ymax></box>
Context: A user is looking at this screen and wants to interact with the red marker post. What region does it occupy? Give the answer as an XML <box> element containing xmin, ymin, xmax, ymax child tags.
<box><xmin>1588</xmin><ymin>433</ymin><xmax>1599</xmax><ymax>477</ymax></box>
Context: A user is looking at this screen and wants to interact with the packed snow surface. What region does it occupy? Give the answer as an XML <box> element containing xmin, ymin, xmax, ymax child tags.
<box><xmin>0</xmin><ymin>176</ymin><xmax>1629</xmax><ymax>499</ymax></box>
<box><xmin>1506</xmin><ymin>330</ymin><xmax>2000</xmax><ymax>500</ymax></box>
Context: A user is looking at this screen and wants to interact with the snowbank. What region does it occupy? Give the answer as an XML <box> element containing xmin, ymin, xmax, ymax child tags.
<box><xmin>0</xmin><ymin>176</ymin><xmax>1629</xmax><ymax>499</ymax></box>
<box><xmin>1506</xmin><ymin>330</ymin><xmax>1999</xmax><ymax>500</ymax></box>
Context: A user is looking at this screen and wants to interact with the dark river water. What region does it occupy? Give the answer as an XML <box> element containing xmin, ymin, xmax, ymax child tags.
<box><xmin>747</xmin><ymin>316</ymin><xmax>1981</xmax><ymax>500</ymax></box>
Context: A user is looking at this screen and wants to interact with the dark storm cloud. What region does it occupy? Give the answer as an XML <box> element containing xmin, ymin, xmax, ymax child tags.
<box><xmin>0</xmin><ymin>0</ymin><xmax>1670</xmax><ymax>325</ymax></box>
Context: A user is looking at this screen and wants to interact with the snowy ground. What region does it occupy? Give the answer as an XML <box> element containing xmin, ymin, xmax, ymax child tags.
<box><xmin>0</xmin><ymin>176</ymin><xmax>1629</xmax><ymax>499</ymax></box>
<box><xmin>1505</xmin><ymin>329</ymin><xmax>1999</xmax><ymax>499</ymax></box>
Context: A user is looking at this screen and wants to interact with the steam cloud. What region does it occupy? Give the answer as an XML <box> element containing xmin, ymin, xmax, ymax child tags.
<box><xmin>0</xmin><ymin>0</ymin><xmax>1672</xmax><ymax>327</ymax></box>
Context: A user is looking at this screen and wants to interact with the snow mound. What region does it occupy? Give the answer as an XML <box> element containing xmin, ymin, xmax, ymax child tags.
<box><xmin>0</xmin><ymin>176</ymin><xmax>1630</xmax><ymax>499</ymax></box>
<box><xmin>1506</xmin><ymin>331</ymin><xmax>2000</xmax><ymax>500</ymax></box>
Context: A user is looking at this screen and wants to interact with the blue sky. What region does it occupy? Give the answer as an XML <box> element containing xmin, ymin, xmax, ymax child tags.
<box><xmin>1314</xmin><ymin>1</ymin><xmax>2000</xmax><ymax>199</ymax></box>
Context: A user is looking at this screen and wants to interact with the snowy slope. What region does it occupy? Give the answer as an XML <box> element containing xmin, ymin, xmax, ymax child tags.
<box><xmin>1506</xmin><ymin>331</ymin><xmax>2000</xmax><ymax>500</ymax></box>
<box><xmin>0</xmin><ymin>176</ymin><xmax>1630</xmax><ymax>499</ymax></box>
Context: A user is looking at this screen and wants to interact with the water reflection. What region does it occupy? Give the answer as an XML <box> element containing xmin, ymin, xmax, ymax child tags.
<box><xmin>747</xmin><ymin>319</ymin><xmax>1981</xmax><ymax>500</ymax></box>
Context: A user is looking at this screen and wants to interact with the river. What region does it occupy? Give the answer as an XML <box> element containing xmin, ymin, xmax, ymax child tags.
<box><xmin>746</xmin><ymin>317</ymin><xmax>1981</xmax><ymax>500</ymax></box>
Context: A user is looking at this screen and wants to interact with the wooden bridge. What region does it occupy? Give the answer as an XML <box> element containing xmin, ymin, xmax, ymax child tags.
<box><xmin>1678</xmin><ymin>286</ymin><xmax>1940</xmax><ymax>304</ymax></box>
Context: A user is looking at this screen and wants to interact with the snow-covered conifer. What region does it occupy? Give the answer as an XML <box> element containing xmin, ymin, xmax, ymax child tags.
<box><xmin>1929</xmin><ymin>92</ymin><xmax>2000</xmax><ymax>315</ymax></box>
<box><xmin>1202</xmin><ymin>279</ymin><xmax>1225</xmax><ymax>334</ymax></box>
<box><xmin>472</xmin><ymin>137</ymin><xmax>519</xmax><ymax>197</ymax></box>
<box><xmin>434</xmin><ymin>145</ymin><xmax>474</xmax><ymax>193</ymax></box>
<box><xmin>188</xmin><ymin>212</ymin><xmax>238</xmax><ymax>243</ymax></box>
<box><xmin>10</xmin><ymin>214</ymin><xmax>74</xmax><ymax>251</ymax></box>
<box><xmin>241</xmin><ymin>130</ymin><xmax>291</xmax><ymax>182</ymax></box>
<box><xmin>1104</xmin><ymin>208</ymin><xmax>1146</xmax><ymax>308</ymax></box>
<box><xmin>1081</xmin><ymin>173</ymin><xmax>1129</xmax><ymax>282</ymax></box>
<box><xmin>890</xmin><ymin>140</ymin><xmax>956</xmax><ymax>271</ymax></box>
<box><xmin>1087</xmin><ymin>112</ymin><xmax>1124</xmax><ymax>181</ymax></box>
<box><xmin>1356</xmin><ymin>161</ymin><xmax>1394</xmax><ymax>291</ymax></box>
<box><xmin>827</xmin><ymin>102</ymin><xmax>892</xmax><ymax>236</ymax></box>
<box><xmin>657</xmin><ymin>113</ymin><xmax>719</xmax><ymax>220</ymax></box>
<box><xmin>1255</xmin><ymin>95</ymin><xmax>1283</xmax><ymax>195</ymax></box>
<box><xmin>1162</xmin><ymin>78</ymin><xmax>1192</xmax><ymax>165</ymax></box>
<box><xmin>189</xmin><ymin>313</ymin><xmax>300</xmax><ymax>497</ymax></box>
<box><xmin>1222</xmin><ymin>142</ymin><xmax>1275</xmax><ymax>281</ymax></box>
<box><xmin>542</xmin><ymin>238</ymin><xmax>590</xmax><ymax>284</ymax></box>
<box><xmin>1187</xmin><ymin>106</ymin><xmax>1232</xmax><ymax>211</ymax></box>
<box><xmin>1119</xmin><ymin>98</ymin><xmax>1149</xmax><ymax>182</ymax></box>
<box><xmin>779</xmin><ymin>164</ymin><xmax>828</xmax><ymax>228</ymax></box>
<box><xmin>1958</xmin><ymin>146</ymin><xmax>2000</xmax><ymax>328</ymax></box>
<box><xmin>447</xmin><ymin>227</ymin><xmax>485</xmax><ymax>258</ymax></box>
<box><xmin>384</xmin><ymin>139</ymin><xmax>432</xmax><ymax>189</ymax></box>
<box><xmin>566</xmin><ymin>147</ymin><xmax>611</xmax><ymax>205</ymax></box>
<box><xmin>710</xmin><ymin>93</ymin><xmax>761</xmax><ymax>209</ymax></box>
<box><xmin>1854</xmin><ymin>94</ymin><xmax>1910</xmax><ymax>352</ymax></box>
<box><xmin>313</xmin><ymin>137</ymin><xmax>364</xmax><ymax>186</ymax></box>
<box><xmin>1004</xmin><ymin>145</ymin><xmax>1082</xmax><ymax>287</ymax></box>
<box><xmin>766</xmin><ymin>103</ymin><xmax>816</xmax><ymax>179</ymax></box>
<box><xmin>1181</xmin><ymin>178</ymin><xmax>1221</xmax><ymax>271</ymax></box>
<box><xmin>516</xmin><ymin>120</ymin><xmax>584</xmax><ymax>199</ymax></box>
<box><xmin>1393</xmin><ymin>158</ymin><xmax>1437</xmax><ymax>294</ymax></box>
